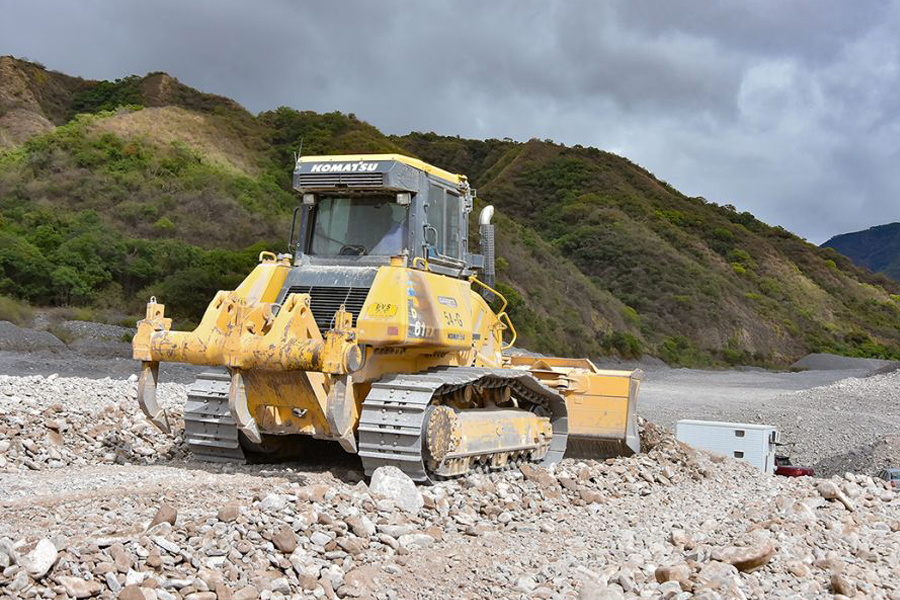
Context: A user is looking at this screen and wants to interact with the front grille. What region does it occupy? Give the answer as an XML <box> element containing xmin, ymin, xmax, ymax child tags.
<box><xmin>297</xmin><ymin>172</ymin><xmax>384</xmax><ymax>188</ymax></box>
<box><xmin>285</xmin><ymin>285</ymin><xmax>370</xmax><ymax>332</ymax></box>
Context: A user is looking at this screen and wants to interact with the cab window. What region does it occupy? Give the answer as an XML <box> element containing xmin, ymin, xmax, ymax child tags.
<box><xmin>427</xmin><ymin>186</ymin><xmax>461</xmax><ymax>260</ymax></box>
<box><xmin>311</xmin><ymin>195</ymin><xmax>407</xmax><ymax>256</ymax></box>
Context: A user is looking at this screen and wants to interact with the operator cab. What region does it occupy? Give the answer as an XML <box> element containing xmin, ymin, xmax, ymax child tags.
<box><xmin>291</xmin><ymin>154</ymin><xmax>483</xmax><ymax>278</ymax></box>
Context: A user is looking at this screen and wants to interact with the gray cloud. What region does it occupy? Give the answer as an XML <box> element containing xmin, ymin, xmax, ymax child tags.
<box><xmin>2</xmin><ymin>0</ymin><xmax>899</xmax><ymax>242</ymax></box>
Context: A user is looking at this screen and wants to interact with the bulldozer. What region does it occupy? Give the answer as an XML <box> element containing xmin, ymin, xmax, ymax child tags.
<box><xmin>133</xmin><ymin>154</ymin><xmax>641</xmax><ymax>482</ymax></box>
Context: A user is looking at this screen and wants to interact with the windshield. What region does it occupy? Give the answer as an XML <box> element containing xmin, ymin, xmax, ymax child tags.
<box><xmin>310</xmin><ymin>196</ymin><xmax>407</xmax><ymax>256</ymax></box>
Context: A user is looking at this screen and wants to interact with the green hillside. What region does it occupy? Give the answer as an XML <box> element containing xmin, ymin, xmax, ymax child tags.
<box><xmin>823</xmin><ymin>223</ymin><xmax>900</xmax><ymax>282</ymax></box>
<box><xmin>2</xmin><ymin>56</ymin><xmax>899</xmax><ymax>365</ymax></box>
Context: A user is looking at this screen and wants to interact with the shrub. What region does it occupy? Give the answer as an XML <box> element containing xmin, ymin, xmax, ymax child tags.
<box><xmin>605</xmin><ymin>331</ymin><xmax>643</xmax><ymax>359</ymax></box>
<box><xmin>0</xmin><ymin>295</ymin><xmax>33</xmax><ymax>326</ymax></box>
<box><xmin>47</xmin><ymin>324</ymin><xmax>75</xmax><ymax>345</ymax></box>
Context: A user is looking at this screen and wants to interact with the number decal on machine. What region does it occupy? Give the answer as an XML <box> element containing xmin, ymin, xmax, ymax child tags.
<box><xmin>367</xmin><ymin>303</ymin><xmax>398</xmax><ymax>319</ymax></box>
<box><xmin>442</xmin><ymin>311</ymin><xmax>464</xmax><ymax>328</ymax></box>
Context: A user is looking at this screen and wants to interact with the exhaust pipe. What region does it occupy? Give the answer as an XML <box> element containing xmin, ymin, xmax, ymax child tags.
<box><xmin>479</xmin><ymin>206</ymin><xmax>495</xmax><ymax>302</ymax></box>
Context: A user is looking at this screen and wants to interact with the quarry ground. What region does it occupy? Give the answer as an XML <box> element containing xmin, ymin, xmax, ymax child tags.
<box><xmin>1</xmin><ymin>323</ymin><xmax>900</xmax><ymax>599</ymax></box>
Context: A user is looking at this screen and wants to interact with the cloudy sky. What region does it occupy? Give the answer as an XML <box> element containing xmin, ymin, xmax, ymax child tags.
<box><xmin>3</xmin><ymin>0</ymin><xmax>899</xmax><ymax>242</ymax></box>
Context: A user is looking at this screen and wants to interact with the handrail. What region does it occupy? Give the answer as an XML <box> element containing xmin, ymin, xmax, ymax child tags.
<box><xmin>498</xmin><ymin>311</ymin><xmax>517</xmax><ymax>351</ymax></box>
<box><xmin>412</xmin><ymin>256</ymin><xmax>430</xmax><ymax>271</ymax></box>
<box><xmin>470</xmin><ymin>276</ymin><xmax>517</xmax><ymax>349</ymax></box>
<box><xmin>469</xmin><ymin>276</ymin><xmax>507</xmax><ymax>313</ymax></box>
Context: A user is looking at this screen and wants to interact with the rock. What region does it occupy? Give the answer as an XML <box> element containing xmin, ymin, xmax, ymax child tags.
<box><xmin>151</xmin><ymin>536</ymin><xmax>180</xmax><ymax>554</ymax></box>
<box><xmin>302</xmin><ymin>483</ymin><xmax>331</xmax><ymax>503</ymax></box>
<box><xmin>697</xmin><ymin>560</ymin><xmax>739</xmax><ymax>584</ymax></box>
<box><xmin>817</xmin><ymin>481</ymin><xmax>856</xmax><ymax>511</ymax></box>
<box><xmin>831</xmin><ymin>573</ymin><xmax>857</xmax><ymax>597</ymax></box>
<box><xmin>259</xmin><ymin>493</ymin><xmax>286</xmax><ymax>513</ymax></box>
<box><xmin>580</xmin><ymin>489</ymin><xmax>604</xmax><ymax>504</ymax></box>
<box><xmin>118</xmin><ymin>585</ymin><xmax>148</xmax><ymax>600</ymax></box>
<box><xmin>148</xmin><ymin>504</ymin><xmax>178</xmax><ymax>528</ymax></box>
<box><xmin>378</xmin><ymin>524</ymin><xmax>414</xmax><ymax>538</ymax></box>
<box><xmin>268</xmin><ymin>578</ymin><xmax>291</xmax><ymax>595</ymax></box>
<box><xmin>145</xmin><ymin>550</ymin><xmax>163</xmax><ymax>568</ymax></box>
<box><xmin>110</xmin><ymin>543</ymin><xmax>132</xmax><ymax>573</ymax></box>
<box><xmin>578</xmin><ymin>580</ymin><xmax>623</xmax><ymax>600</ymax></box>
<box><xmin>290</xmin><ymin>549</ymin><xmax>320</xmax><ymax>582</ymax></box>
<box><xmin>337</xmin><ymin>537</ymin><xmax>366</xmax><ymax>555</ymax></box>
<box><xmin>655</xmin><ymin>563</ymin><xmax>691</xmax><ymax>589</ymax></box>
<box><xmin>272</xmin><ymin>525</ymin><xmax>297</xmax><ymax>553</ymax></box>
<box><xmin>514</xmin><ymin>575</ymin><xmax>536</xmax><ymax>593</ymax></box>
<box><xmin>712</xmin><ymin>541</ymin><xmax>775</xmax><ymax>572</ymax></box>
<box><xmin>369</xmin><ymin>466</ymin><xmax>424</xmax><ymax>514</ymax></box>
<box><xmin>106</xmin><ymin>571</ymin><xmax>122</xmax><ymax>593</ymax></box>
<box><xmin>58</xmin><ymin>575</ymin><xmax>103</xmax><ymax>598</ymax></box>
<box><xmin>232</xmin><ymin>586</ymin><xmax>259</xmax><ymax>600</ymax></box>
<box><xmin>217</xmin><ymin>503</ymin><xmax>240</xmax><ymax>522</ymax></box>
<box><xmin>786</xmin><ymin>561</ymin><xmax>810</xmax><ymax>578</ymax></box>
<box><xmin>310</xmin><ymin>531</ymin><xmax>332</xmax><ymax>547</ymax></box>
<box><xmin>345</xmin><ymin>515</ymin><xmax>376</xmax><ymax>538</ymax></box>
<box><xmin>398</xmin><ymin>533</ymin><xmax>434</xmax><ymax>549</ymax></box>
<box><xmin>25</xmin><ymin>538</ymin><xmax>58</xmax><ymax>579</ymax></box>
<box><xmin>519</xmin><ymin>463</ymin><xmax>558</xmax><ymax>488</ymax></box>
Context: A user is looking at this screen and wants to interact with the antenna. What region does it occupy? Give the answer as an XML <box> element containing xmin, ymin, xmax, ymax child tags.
<box><xmin>293</xmin><ymin>137</ymin><xmax>304</xmax><ymax>163</ymax></box>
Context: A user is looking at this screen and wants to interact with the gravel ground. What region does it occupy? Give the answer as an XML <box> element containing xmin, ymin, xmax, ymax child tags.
<box><xmin>1</xmin><ymin>373</ymin><xmax>899</xmax><ymax>599</ymax></box>
<box><xmin>640</xmin><ymin>367</ymin><xmax>900</xmax><ymax>477</ymax></box>
<box><xmin>1</xmin><ymin>344</ymin><xmax>899</xmax><ymax>598</ymax></box>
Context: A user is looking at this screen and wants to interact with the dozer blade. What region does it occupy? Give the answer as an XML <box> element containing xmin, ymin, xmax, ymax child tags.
<box><xmin>507</xmin><ymin>357</ymin><xmax>642</xmax><ymax>461</ymax></box>
<box><xmin>564</xmin><ymin>417</ymin><xmax>640</xmax><ymax>460</ymax></box>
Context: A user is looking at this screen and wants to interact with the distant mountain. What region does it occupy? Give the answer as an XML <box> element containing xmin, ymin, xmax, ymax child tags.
<box><xmin>822</xmin><ymin>223</ymin><xmax>900</xmax><ymax>282</ymax></box>
<box><xmin>2</xmin><ymin>56</ymin><xmax>900</xmax><ymax>366</ymax></box>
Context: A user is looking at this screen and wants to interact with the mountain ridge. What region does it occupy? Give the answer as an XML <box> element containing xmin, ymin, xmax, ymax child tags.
<box><xmin>2</xmin><ymin>55</ymin><xmax>899</xmax><ymax>366</ymax></box>
<box><xmin>823</xmin><ymin>222</ymin><xmax>900</xmax><ymax>282</ymax></box>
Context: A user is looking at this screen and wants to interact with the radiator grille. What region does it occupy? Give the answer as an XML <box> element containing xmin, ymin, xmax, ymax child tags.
<box><xmin>297</xmin><ymin>172</ymin><xmax>384</xmax><ymax>188</ymax></box>
<box><xmin>285</xmin><ymin>285</ymin><xmax>370</xmax><ymax>332</ymax></box>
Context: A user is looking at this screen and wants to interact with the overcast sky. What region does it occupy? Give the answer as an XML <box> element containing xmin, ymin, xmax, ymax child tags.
<box><xmin>3</xmin><ymin>0</ymin><xmax>899</xmax><ymax>243</ymax></box>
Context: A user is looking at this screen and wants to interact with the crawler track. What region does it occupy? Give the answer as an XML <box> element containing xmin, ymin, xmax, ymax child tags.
<box><xmin>183</xmin><ymin>372</ymin><xmax>246</xmax><ymax>462</ymax></box>
<box><xmin>357</xmin><ymin>367</ymin><xmax>568</xmax><ymax>482</ymax></box>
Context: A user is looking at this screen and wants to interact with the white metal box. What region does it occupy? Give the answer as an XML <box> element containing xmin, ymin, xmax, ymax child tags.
<box><xmin>675</xmin><ymin>419</ymin><xmax>779</xmax><ymax>474</ymax></box>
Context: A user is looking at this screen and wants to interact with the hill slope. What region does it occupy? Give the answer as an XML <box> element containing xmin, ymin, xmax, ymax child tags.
<box><xmin>2</xmin><ymin>56</ymin><xmax>899</xmax><ymax>365</ymax></box>
<box><xmin>823</xmin><ymin>223</ymin><xmax>900</xmax><ymax>282</ymax></box>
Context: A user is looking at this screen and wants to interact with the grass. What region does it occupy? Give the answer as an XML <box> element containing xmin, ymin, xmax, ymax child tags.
<box><xmin>0</xmin><ymin>295</ymin><xmax>33</xmax><ymax>327</ymax></box>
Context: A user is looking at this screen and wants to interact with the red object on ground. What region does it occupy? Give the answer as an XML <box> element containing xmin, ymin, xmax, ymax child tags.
<box><xmin>775</xmin><ymin>465</ymin><xmax>815</xmax><ymax>477</ymax></box>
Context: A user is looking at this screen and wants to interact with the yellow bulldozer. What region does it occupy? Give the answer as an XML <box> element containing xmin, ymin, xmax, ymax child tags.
<box><xmin>133</xmin><ymin>154</ymin><xmax>641</xmax><ymax>482</ymax></box>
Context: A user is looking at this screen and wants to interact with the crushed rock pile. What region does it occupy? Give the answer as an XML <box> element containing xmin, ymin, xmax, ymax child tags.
<box><xmin>1</xmin><ymin>374</ymin><xmax>899</xmax><ymax>599</ymax></box>
<box><xmin>771</xmin><ymin>370</ymin><xmax>900</xmax><ymax>476</ymax></box>
<box><xmin>0</xmin><ymin>375</ymin><xmax>187</xmax><ymax>471</ymax></box>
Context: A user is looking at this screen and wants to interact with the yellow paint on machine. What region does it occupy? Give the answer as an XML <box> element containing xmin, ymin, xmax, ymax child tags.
<box><xmin>132</xmin><ymin>154</ymin><xmax>641</xmax><ymax>466</ymax></box>
<box><xmin>356</xmin><ymin>265</ymin><xmax>475</xmax><ymax>350</ymax></box>
<box><xmin>508</xmin><ymin>356</ymin><xmax>641</xmax><ymax>456</ymax></box>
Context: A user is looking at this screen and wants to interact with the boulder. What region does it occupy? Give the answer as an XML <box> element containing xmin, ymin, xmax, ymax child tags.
<box><xmin>369</xmin><ymin>466</ymin><xmax>424</xmax><ymax>514</ymax></box>
<box><xmin>25</xmin><ymin>538</ymin><xmax>58</xmax><ymax>579</ymax></box>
